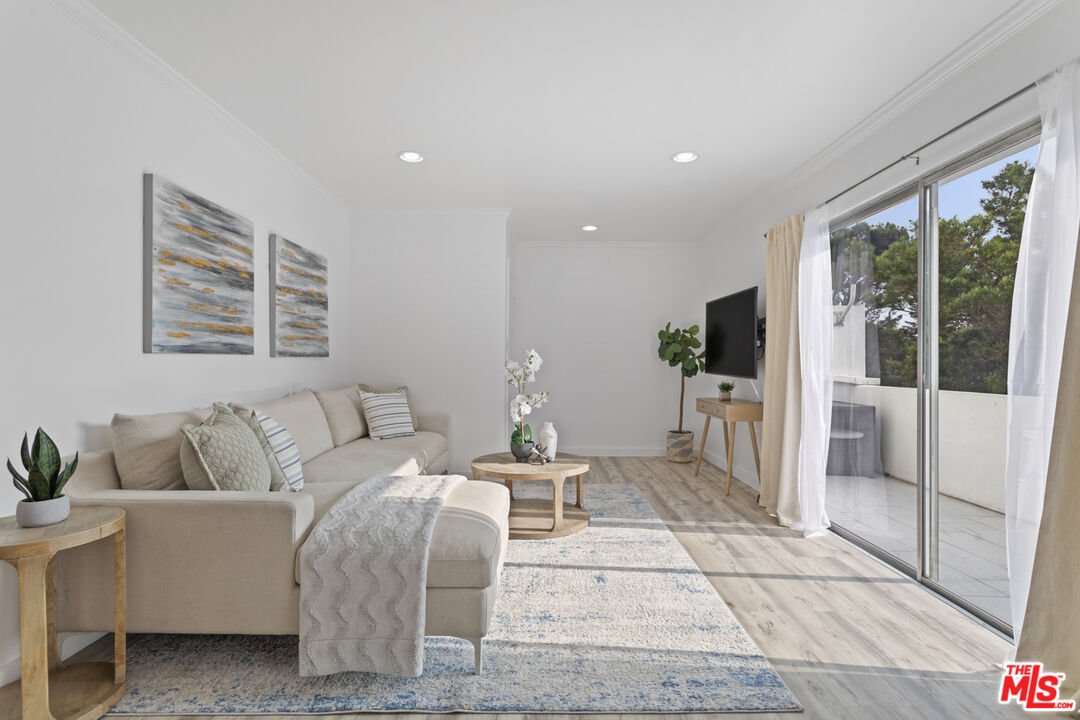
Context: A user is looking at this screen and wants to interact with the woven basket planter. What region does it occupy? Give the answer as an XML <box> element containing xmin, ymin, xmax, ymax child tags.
<box><xmin>666</xmin><ymin>430</ymin><xmax>695</xmax><ymax>463</ymax></box>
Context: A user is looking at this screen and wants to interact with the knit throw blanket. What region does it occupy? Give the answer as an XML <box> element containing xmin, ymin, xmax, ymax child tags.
<box><xmin>298</xmin><ymin>474</ymin><xmax>465</xmax><ymax>677</ymax></box>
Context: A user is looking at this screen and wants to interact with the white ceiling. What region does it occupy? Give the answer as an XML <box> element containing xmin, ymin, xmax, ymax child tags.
<box><xmin>90</xmin><ymin>0</ymin><xmax>1020</xmax><ymax>244</ymax></box>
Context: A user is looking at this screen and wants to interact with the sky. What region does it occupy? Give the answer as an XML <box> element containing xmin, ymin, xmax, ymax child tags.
<box><xmin>855</xmin><ymin>144</ymin><xmax>1038</xmax><ymax>231</ymax></box>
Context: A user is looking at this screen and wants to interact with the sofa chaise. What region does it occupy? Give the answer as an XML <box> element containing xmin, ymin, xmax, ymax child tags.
<box><xmin>56</xmin><ymin>386</ymin><xmax>509</xmax><ymax>672</ymax></box>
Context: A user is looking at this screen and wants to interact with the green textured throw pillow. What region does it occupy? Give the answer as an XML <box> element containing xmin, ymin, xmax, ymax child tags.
<box><xmin>180</xmin><ymin>403</ymin><xmax>271</xmax><ymax>491</ymax></box>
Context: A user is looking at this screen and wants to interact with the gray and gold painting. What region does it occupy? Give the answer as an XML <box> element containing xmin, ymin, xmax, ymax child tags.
<box><xmin>143</xmin><ymin>175</ymin><xmax>255</xmax><ymax>354</ymax></box>
<box><xmin>269</xmin><ymin>234</ymin><xmax>328</xmax><ymax>357</ymax></box>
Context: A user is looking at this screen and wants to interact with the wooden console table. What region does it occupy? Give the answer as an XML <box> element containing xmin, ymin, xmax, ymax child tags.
<box><xmin>0</xmin><ymin>506</ymin><xmax>126</xmax><ymax>720</ymax></box>
<box><xmin>694</xmin><ymin>398</ymin><xmax>763</xmax><ymax>494</ymax></box>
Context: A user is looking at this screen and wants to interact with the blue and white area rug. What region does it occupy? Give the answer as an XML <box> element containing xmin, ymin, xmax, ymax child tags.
<box><xmin>112</xmin><ymin>483</ymin><xmax>801</xmax><ymax>714</ymax></box>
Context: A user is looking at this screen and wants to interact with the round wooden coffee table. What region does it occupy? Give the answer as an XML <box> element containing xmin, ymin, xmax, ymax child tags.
<box><xmin>471</xmin><ymin>452</ymin><xmax>590</xmax><ymax>539</ymax></box>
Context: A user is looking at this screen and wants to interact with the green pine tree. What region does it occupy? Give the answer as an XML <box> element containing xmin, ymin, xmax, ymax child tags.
<box><xmin>830</xmin><ymin>160</ymin><xmax>1034</xmax><ymax>393</ymax></box>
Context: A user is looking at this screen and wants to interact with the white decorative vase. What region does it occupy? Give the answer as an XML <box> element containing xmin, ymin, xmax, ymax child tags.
<box><xmin>16</xmin><ymin>495</ymin><xmax>70</xmax><ymax>528</ymax></box>
<box><xmin>539</xmin><ymin>421</ymin><xmax>558</xmax><ymax>459</ymax></box>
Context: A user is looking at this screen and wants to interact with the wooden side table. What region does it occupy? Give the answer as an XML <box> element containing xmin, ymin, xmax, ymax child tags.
<box><xmin>0</xmin><ymin>506</ymin><xmax>125</xmax><ymax>720</ymax></box>
<box><xmin>471</xmin><ymin>453</ymin><xmax>590</xmax><ymax>539</ymax></box>
<box><xmin>694</xmin><ymin>398</ymin><xmax>764</xmax><ymax>494</ymax></box>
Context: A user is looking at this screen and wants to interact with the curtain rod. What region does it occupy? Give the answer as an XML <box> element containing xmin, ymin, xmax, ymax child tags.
<box><xmin>762</xmin><ymin>80</ymin><xmax>1038</xmax><ymax>239</ymax></box>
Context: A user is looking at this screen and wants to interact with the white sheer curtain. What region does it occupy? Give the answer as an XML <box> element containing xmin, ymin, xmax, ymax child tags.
<box><xmin>795</xmin><ymin>204</ymin><xmax>832</xmax><ymax>537</ymax></box>
<box><xmin>1006</xmin><ymin>60</ymin><xmax>1080</xmax><ymax>649</ymax></box>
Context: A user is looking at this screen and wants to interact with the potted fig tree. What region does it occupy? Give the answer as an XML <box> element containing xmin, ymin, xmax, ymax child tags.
<box><xmin>657</xmin><ymin>323</ymin><xmax>706</xmax><ymax>463</ymax></box>
<box><xmin>7</xmin><ymin>429</ymin><xmax>78</xmax><ymax>527</ymax></box>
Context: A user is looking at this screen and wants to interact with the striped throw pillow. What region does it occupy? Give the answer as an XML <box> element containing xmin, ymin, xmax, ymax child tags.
<box><xmin>359</xmin><ymin>389</ymin><xmax>416</xmax><ymax>439</ymax></box>
<box><xmin>253</xmin><ymin>410</ymin><xmax>304</xmax><ymax>491</ymax></box>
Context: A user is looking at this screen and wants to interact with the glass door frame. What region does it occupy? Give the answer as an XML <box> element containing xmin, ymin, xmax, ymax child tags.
<box><xmin>917</xmin><ymin>175</ymin><xmax>939</xmax><ymax>587</ymax></box>
<box><xmin>827</xmin><ymin>118</ymin><xmax>1042</xmax><ymax>639</ymax></box>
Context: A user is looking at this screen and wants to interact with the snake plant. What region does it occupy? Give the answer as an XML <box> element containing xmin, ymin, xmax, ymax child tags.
<box><xmin>7</xmin><ymin>428</ymin><xmax>78</xmax><ymax>502</ymax></box>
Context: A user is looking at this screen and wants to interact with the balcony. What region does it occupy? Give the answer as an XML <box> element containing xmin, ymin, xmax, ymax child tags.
<box><xmin>824</xmin><ymin>383</ymin><xmax>1010</xmax><ymax>625</ymax></box>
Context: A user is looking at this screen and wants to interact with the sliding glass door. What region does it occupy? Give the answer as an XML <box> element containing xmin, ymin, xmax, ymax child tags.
<box><xmin>929</xmin><ymin>141</ymin><xmax>1039</xmax><ymax>628</ymax></box>
<box><xmin>824</xmin><ymin>124</ymin><xmax>1040</xmax><ymax>635</ymax></box>
<box><xmin>826</xmin><ymin>194</ymin><xmax>919</xmax><ymax>568</ymax></box>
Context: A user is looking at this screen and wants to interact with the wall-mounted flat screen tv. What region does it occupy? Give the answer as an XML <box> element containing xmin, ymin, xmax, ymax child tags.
<box><xmin>705</xmin><ymin>286</ymin><xmax>758</xmax><ymax>378</ymax></box>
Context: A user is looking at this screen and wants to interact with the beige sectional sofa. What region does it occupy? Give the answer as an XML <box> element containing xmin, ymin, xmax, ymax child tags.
<box><xmin>57</xmin><ymin>386</ymin><xmax>509</xmax><ymax>672</ymax></box>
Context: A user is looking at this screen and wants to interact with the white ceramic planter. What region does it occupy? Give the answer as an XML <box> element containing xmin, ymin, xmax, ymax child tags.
<box><xmin>539</xmin><ymin>422</ymin><xmax>558</xmax><ymax>459</ymax></box>
<box><xmin>16</xmin><ymin>495</ymin><xmax>70</xmax><ymax>528</ymax></box>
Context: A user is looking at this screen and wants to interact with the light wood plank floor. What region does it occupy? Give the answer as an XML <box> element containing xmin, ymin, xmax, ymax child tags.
<box><xmin>79</xmin><ymin>456</ymin><xmax>1028</xmax><ymax>719</ymax></box>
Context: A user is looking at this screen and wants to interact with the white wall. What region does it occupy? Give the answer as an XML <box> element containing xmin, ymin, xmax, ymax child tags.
<box><xmin>697</xmin><ymin>0</ymin><xmax>1080</xmax><ymax>491</ymax></box>
<box><xmin>0</xmin><ymin>1</ymin><xmax>352</xmax><ymax>682</ymax></box>
<box><xmin>509</xmin><ymin>242</ymin><xmax>702</xmax><ymax>456</ymax></box>
<box><xmin>349</xmin><ymin>211</ymin><xmax>508</xmax><ymax>472</ymax></box>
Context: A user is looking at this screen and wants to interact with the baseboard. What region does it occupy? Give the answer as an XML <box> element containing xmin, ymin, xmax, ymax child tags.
<box><xmin>0</xmin><ymin>655</ymin><xmax>17</xmax><ymax>686</ymax></box>
<box><xmin>559</xmin><ymin>446</ymin><xmax>667</xmax><ymax>457</ymax></box>
<box><xmin>702</xmin><ymin>450</ymin><xmax>761</xmax><ymax>491</ymax></box>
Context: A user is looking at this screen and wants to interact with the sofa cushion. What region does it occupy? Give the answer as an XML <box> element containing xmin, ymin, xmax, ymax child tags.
<box><xmin>313</xmin><ymin>386</ymin><xmax>367</xmax><ymax>446</ymax></box>
<box><xmin>180</xmin><ymin>404</ymin><xmax>271</xmax><ymax>492</ymax></box>
<box><xmin>427</xmin><ymin>480</ymin><xmax>509</xmax><ymax>588</ymax></box>
<box><xmin>231</xmin><ymin>390</ymin><xmax>333</xmax><ymax>463</ymax></box>
<box><xmin>361</xmin><ymin>432</ymin><xmax>448</xmax><ymax>470</ymax></box>
<box><xmin>300</xmin><ymin>480</ymin><xmax>361</xmax><ymax>524</ymax></box>
<box><xmin>300</xmin><ymin>432</ymin><xmax>448</xmax><ymax>485</ymax></box>
<box><xmin>179</xmin><ymin>435</ymin><xmax>213</xmax><ymax>491</ymax></box>
<box><xmin>111</xmin><ymin>407</ymin><xmax>211</xmax><ymax>490</ymax></box>
<box><xmin>296</xmin><ymin>479</ymin><xmax>509</xmax><ymax>588</ymax></box>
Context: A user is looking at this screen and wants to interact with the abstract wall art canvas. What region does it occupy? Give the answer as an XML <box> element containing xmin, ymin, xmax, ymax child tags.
<box><xmin>143</xmin><ymin>174</ymin><xmax>255</xmax><ymax>354</ymax></box>
<box><xmin>269</xmin><ymin>234</ymin><xmax>329</xmax><ymax>357</ymax></box>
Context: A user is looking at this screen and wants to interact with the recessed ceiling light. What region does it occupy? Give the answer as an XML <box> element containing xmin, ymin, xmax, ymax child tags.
<box><xmin>671</xmin><ymin>151</ymin><xmax>698</xmax><ymax>163</ymax></box>
<box><xmin>582</xmin><ymin>225</ymin><xmax>598</xmax><ymax>232</ymax></box>
<box><xmin>398</xmin><ymin>150</ymin><xmax>424</xmax><ymax>163</ymax></box>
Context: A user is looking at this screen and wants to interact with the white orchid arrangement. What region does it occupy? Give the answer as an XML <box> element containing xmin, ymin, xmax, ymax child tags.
<box><xmin>506</xmin><ymin>349</ymin><xmax>549</xmax><ymax>445</ymax></box>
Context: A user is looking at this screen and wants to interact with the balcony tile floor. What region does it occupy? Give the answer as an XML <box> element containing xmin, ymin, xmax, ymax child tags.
<box><xmin>825</xmin><ymin>473</ymin><xmax>1011</xmax><ymax>626</ymax></box>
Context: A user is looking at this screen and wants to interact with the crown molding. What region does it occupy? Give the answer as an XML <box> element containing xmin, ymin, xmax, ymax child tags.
<box><xmin>46</xmin><ymin>0</ymin><xmax>350</xmax><ymax>213</ymax></box>
<box><xmin>711</xmin><ymin>0</ymin><xmax>1062</xmax><ymax>238</ymax></box>
<box><xmin>805</xmin><ymin>0</ymin><xmax>1060</xmax><ymax>172</ymax></box>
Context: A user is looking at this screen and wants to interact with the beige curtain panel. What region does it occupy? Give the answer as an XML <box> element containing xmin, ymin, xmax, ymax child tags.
<box><xmin>1016</xmin><ymin>228</ymin><xmax>1080</xmax><ymax>704</ymax></box>
<box><xmin>760</xmin><ymin>214</ymin><xmax>803</xmax><ymax>526</ymax></box>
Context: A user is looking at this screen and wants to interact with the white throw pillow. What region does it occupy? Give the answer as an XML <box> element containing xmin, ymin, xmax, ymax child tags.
<box><xmin>359</xmin><ymin>390</ymin><xmax>416</xmax><ymax>440</ymax></box>
<box><xmin>253</xmin><ymin>410</ymin><xmax>304</xmax><ymax>491</ymax></box>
